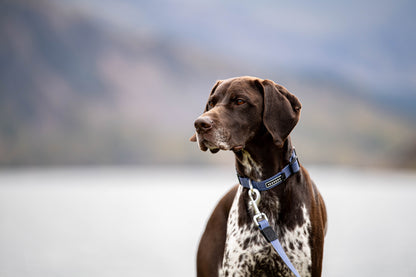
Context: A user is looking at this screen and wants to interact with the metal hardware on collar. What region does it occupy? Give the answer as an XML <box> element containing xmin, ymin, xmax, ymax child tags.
<box><xmin>237</xmin><ymin>149</ymin><xmax>300</xmax><ymax>191</ymax></box>
<box><xmin>248</xmin><ymin>182</ymin><xmax>261</xmax><ymax>207</ymax></box>
<box><xmin>247</xmin><ymin>184</ymin><xmax>268</xmax><ymax>225</ymax></box>
<box><xmin>253</xmin><ymin>213</ymin><xmax>268</xmax><ymax>226</ymax></box>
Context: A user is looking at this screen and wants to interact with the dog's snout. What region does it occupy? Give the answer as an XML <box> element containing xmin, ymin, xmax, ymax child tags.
<box><xmin>194</xmin><ymin>116</ymin><xmax>213</xmax><ymax>132</ymax></box>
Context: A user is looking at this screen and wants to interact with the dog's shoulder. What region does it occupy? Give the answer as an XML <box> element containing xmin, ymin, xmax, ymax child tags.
<box><xmin>197</xmin><ymin>185</ymin><xmax>238</xmax><ymax>277</ymax></box>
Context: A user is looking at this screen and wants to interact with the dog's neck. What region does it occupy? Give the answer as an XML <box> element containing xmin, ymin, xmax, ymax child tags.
<box><xmin>234</xmin><ymin>132</ymin><xmax>294</xmax><ymax>182</ymax></box>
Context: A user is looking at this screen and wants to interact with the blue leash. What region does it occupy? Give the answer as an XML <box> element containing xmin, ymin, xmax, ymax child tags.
<box><xmin>248</xmin><ymin>188</ymin><xmax>301</xmax><ymax>277</ymax></box>
<box><xmin>244</xmin><ymin>149</ymin><xmax>301</xmax><ymax>277</ymax></box>
<box><xmin>257</xmin><ymin>218</ymin><xmax>301</xmax><ymax>277</ymax></box>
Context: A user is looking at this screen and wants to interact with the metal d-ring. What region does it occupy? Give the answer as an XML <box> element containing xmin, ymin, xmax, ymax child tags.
<box><xmin>248</xmin><ymin>181</ymin><xmax>267</xmax><ymax>224</ymax></box>
<box><xmin>248</xmin><ymin>187</ymin><xmax>261</xmax><ymax>207</ymax></box>
<box><xmin>248</xmin><ymin>180</ymin><xmax>261</xmax><ymax>205</ymax></box>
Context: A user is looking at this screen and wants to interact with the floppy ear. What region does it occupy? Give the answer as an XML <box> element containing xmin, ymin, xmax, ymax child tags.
<box><xmin>190</xmin><ymin>80</ymin><xmax>223</xmax><ymax>142</ymax></box>
<box><xmin>260</xmin><ymin>79</ymin><xmax>301</xmax><ymax>147</ymax></box>
<box><xmin>189</xmin><ymin>134</ymin><xmax>197</xmax><ymax>142</ymax></box>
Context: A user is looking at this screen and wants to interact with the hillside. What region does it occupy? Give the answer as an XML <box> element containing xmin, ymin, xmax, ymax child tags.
<box><xmin>0</xmin><ymin>0</ymin><xmax>415</xmax><ymax>167</ymax></box>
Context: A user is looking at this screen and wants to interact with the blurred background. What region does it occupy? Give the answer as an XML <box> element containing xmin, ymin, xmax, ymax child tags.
<box><xmin>1</xmin><ymin>0</ymin><xmax>415</xmax><ymax>276</ymax></box>
<box><xmin>1</xmin><ymin>0</ymin><xmax>415</xmax><ymax>167</ymax></box>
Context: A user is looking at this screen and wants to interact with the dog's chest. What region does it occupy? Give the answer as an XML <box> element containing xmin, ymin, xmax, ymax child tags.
<box><xmin>219</xmin><ymin>186</ymin><xmax>312</xmax><ymax>277</ymax></box>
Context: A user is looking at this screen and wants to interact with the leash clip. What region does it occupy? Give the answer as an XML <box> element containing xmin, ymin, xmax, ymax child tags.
<box><xmin>248</xmin><ymin>180</ymin><xmax>268</xmax><ymax>225</ymax></box>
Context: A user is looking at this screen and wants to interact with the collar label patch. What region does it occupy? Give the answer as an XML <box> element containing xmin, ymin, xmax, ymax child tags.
<box><xmin>265</xmin><ymin>173</ymin><xmax>285</xmax><ymax>188</ymax></box>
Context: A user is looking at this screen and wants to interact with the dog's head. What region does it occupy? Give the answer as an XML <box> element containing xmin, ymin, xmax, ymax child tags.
<box><xmin>190</xmin><ymin>76</ymin><xmax>301</xmax><ymax>153</ymax></box>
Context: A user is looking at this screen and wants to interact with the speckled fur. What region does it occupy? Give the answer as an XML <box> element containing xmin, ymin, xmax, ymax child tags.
<box><xmin>219</xmin><ymin>186</ymin><xmax>312</xmax><ymax>277</ymax></box>
<box><xmin>194</xmin><ymin>77</ymin><xmax>326</xmax><ymax>277</ymax></box>
<box><xmin>239</xmin><ymin>150</ymin><xmax>263</xmax><ymax>181</ymax></box>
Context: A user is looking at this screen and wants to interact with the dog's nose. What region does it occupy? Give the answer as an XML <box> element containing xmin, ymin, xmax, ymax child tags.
<box><xmin>194</xmin><ymin>116</ymin><xmax>213</xmax><ymax>132</ymax></box>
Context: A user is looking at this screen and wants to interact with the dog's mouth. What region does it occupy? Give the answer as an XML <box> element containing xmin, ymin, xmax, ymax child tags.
<box><xmin>197</xmin><ymin>136</ymin><xmax>243</xmax><ymax>154</ymax></box>
<box><xmin>197</xmin><ymin>138</ymin><xmax>223</xmax><ymax>153</ymax></box>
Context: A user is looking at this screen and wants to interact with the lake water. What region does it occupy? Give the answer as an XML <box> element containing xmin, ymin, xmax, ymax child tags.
<box><xmin>0</xmin><ymin>166</ymin><xmax>415</xmax><ymax>277</ymax></box>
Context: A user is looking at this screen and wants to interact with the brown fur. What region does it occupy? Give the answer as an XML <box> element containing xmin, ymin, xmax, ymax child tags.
<box><xmin>192</xmin><ymin>76</ymin><xmax>327</xmax><ymax>276</ymax></box>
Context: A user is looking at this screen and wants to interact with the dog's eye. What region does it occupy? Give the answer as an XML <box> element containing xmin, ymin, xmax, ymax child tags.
<box><xmin>208</xmin><ymin>100</ymin><xmax>215</xmax><ymax>108</ymax></box>
<box><xmin>236</xmin><ymin>99</ymin><xmax>246</xmax><ymax>105</ymax></box>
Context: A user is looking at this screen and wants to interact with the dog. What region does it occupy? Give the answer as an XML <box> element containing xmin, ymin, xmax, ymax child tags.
<box><xmin>190</xmin><ymin>76</ymin><xmax>327</xmax><ymax>277</ymax></box>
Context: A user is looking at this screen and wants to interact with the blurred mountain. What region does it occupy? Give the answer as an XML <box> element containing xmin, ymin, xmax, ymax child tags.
<box><xmin>0</xmin><ymin>0</ymin><xmax>415</xmax><ymax>168</ymax></box>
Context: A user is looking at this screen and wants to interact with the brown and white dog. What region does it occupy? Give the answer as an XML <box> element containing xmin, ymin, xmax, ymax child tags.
<box><xmin>190</xmin><ymin>76</ymin><xmax>327</xmax><ymax>277</ymax></box>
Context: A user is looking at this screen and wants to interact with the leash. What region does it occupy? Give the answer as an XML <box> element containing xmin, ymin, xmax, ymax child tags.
<box><xmin>242</xmin><ymin>149</ymin><xmax>301</xmax><ymax>277</ymax></box>
<box><xmin>248</xmin><ymin>187</ymin><xmax>301</xmax><ymax>277</ymax></box>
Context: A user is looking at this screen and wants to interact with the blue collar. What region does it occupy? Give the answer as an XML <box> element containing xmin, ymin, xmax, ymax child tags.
<box><xmin>237</xmin><ymin>149</ymin><xmax>300</xmax><ymax>191</ymax></box>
